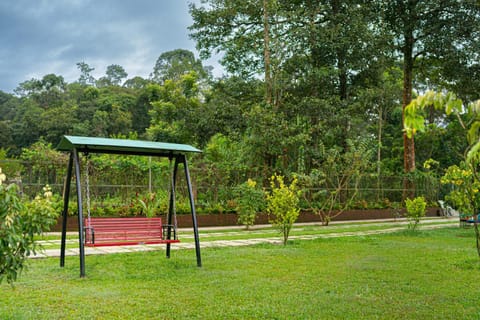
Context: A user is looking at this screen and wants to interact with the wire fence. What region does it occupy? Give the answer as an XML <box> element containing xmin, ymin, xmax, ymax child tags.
<box><xmin>0</xmin><ymin>159</ymin><xmax>443</xmax><ymax>208</ymax></box>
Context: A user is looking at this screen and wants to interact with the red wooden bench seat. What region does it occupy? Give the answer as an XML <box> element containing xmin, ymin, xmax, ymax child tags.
<box><xmin>84</xmin><ymin>217</ymin><xmax>180</xmax><ymax>247</ymax></box>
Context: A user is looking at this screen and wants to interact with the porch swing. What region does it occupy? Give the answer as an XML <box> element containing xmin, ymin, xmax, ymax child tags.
<box><xmin>83</xmin><ymin>156</ymin><xmax>180</xmax><ymax>247</ymax></box>
<box><xmin>57</xmin><ymin>135</ymin><xmax>202</xmax><ymax>277</ymax></box>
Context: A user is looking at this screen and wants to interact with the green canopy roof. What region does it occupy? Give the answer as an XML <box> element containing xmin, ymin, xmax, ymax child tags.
<box><xmin>57</xmin><ymin>135</ymin><xmax>201</xmax><ymax>156</ymax></box>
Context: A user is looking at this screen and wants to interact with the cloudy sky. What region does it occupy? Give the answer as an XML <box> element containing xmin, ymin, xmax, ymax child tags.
<box><xmin>0</xmin><ymin>0</ymin><xmax>221</xmax><ymax>93</ymax></box>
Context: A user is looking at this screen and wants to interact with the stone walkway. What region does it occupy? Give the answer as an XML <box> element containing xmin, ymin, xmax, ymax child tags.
<box><xmin>31</xmin><ymin>218</ymin><xmax>459</xmax><ymax>259</ymax></box>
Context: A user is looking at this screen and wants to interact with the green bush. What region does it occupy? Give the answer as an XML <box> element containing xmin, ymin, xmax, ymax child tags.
<box><xmin>136</xmin><ymin>192</ymin><xmax>165</xmax><ymax>218</ymax></box>
<box><xmin>234</xmin><ymin>179</ymin><xmax>265</xmax><ymax>229</ymax></box>
<box><xmin>266</xmin><ymin>174</ymin><xmax>300</xmax><ymax>245</ymax></box>
<box><xmin>405</xmin><ymin>196</ymin><xmax>426</xmax><ymax>231</ymax></box>
<box><xmin>0</xmin><ymin>171</ymin><xmax>58</xmax><ymax>285</ymax></box>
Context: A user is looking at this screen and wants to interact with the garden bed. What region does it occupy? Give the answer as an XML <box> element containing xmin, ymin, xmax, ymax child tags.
<box><xmin>50</xmin><ymin>207</ymin><xmax>441</xmax><ymax>232</ymax></box>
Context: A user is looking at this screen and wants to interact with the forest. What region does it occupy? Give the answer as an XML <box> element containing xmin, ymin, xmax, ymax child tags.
<box><xmin>1</xmin><ymin>1</ymin><xmax>480</xmax><ymax>218</ymax></box>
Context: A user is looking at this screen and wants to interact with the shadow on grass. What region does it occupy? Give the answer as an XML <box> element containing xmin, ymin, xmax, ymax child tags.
<box><xmin>454</xmin><ymin>258</ymin><xmax>480</xmax><ymax>270</ymax></box>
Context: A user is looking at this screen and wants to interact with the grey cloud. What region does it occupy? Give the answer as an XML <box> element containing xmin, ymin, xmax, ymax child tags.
<box><xmin>0</xmin><ymin>0</ymin><xmax>211</xmax><ymax>93</ymax></box>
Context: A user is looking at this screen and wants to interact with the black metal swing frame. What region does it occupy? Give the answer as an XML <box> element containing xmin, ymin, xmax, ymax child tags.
<box><xmin>57</xmin><ymin>135</ymin><xmax>202</xmax><ymax>277</ymax></box>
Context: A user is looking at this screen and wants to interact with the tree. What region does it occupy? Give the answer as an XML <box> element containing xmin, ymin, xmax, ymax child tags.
<box><xmin>20</xmin><ymin>140</ymin><xmax>68</xmax><ymax>184</ymax></box>
<box><xmin>189</xmin><ymin>0</ymin><xmax>391</xmax><ymax>163</ymax></box>
<box><xmin>354</xmin><ymin>67</ymin><xmax>404</xmax><ymax>195</ymax></box>
<box><xmin>189</xmin><ymin>0</ymin><xmax>278</xmax><ymax>104</ymax></box>
<box><xmin>0</xmin><ymin>122</ymin><xmax>13</xmax><ymax>151</ymax></box>
<box><xmin>404</xmin><ymin>90</ymin><xmax>480</xmax><ymax>256</ymax></box>
<box><xmin>193</xmin><ymin>133</ymin><xmax>249</xmax><ymax>203</ymax></box>
<box><xmin>124</xmin><ymin>76</ymin><xmax>150</xmax><ymax>89</ymax></box>
<box><xmin>0</xmin><ymin>90</ymin><xmax>19</xmax><ymax>121</ymax></box>
<box><xmin>193</xmin><ymin>76</ymin><xmax>258</xmax><ymax>144</ymax></box>
<box><xmin>38</xmin><ymin>104</ymin><xmax>77</xmax><ymax>144</ymax></box>
<box><xmin>11</xmin><ymin>101</ymin><xmax>43</xmax><ymax>151</ymax></box>
<box><xmin>243</xmin><ymin>104</ymin><xmax>309</xmax><ymax>176</ymax></box>
<box><xmin>383</xmin><ymin>0</ymin><xmax>480</xmax><ymax>182</ymax></box>
<box><xmin>262</xmin><ymin>0</ymin><xmax>273</xmax><ymax>104</ymax></box>
<box><xmin>189</xmin><ymin>1</ymin><xmax>263</xmax><ymax>77</ymax></box>
<box><xmin>97</xmin><ymin>64</ymin><xmax>128</xmax><ymax>87</ymax></box>
<box><xmin>76</xmin><ymin>61</ymin><xmax>96</xmax><ymax>86</ymax></box>
<box><xmin>190</xmin><ymin>1</ymin><xmax>383</xmax><ymax>105</ymax></box>
<box><xmin>300</xmin><ymin>139</ymin><xmax>374</xmax><ymax>226</ymax></box>
<box><xmin>146</xmin><ymin>72</ymin><xmax>201</xmax><ymax>144</ymax></box>
<box><xmin>14</xmin><ymin>74</ymin><xmax>67</xmax><ymax>109</ymax></box>
<box><xmin>151</xmin><ymin>49</ymin><xmax>209</xmax><ymax>84</ymax></box>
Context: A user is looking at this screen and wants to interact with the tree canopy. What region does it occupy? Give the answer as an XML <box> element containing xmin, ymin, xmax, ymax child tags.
<box><xmin>2</xmin><ymin>2</ymin><xmax>479</xmax><ymax>200</ymax></box>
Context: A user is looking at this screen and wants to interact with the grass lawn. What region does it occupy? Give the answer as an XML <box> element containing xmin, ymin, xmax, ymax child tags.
<box><xmin>34</xmin><ymin>218</ymin><xmax>455</xmax><ymax>250</ymax></box>
<box><xmin>1</xmin><ymin>226</ymin><xmax>480</xmax><ymax>319</ymax></box>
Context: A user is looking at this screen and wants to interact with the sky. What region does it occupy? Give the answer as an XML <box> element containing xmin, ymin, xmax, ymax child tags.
<box><xmin>0</xmin><ymin>0</ymin><xmax>222</xmax><ymax>93</ymax></box>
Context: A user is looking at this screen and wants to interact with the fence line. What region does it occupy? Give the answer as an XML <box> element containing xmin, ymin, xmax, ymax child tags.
<box><xmin>1</xmin><ymin>159</ymin><xmax>442</xmax><ymax>205</ymax></box>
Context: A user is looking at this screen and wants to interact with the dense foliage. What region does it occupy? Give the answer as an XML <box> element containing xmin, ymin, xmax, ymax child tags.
<box><xmin>405</xmin><ymin>91</ymin><xmax>480</xmax><ymax>257</ymax></box>
<box><xmin>0</xmin><ymin>172</ymin><xmax>59</xmax><ymax>285</ymax></box>
<box><xmin>1</xmin><ymin>2</ymin><xmax>479</xmax><ymax>219</ymax></box>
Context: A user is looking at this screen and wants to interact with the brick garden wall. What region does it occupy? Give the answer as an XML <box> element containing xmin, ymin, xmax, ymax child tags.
<box><xmin>51</xmin><ymin>207</ymin><xmax>441</xmax><ymax>232</ymax></box>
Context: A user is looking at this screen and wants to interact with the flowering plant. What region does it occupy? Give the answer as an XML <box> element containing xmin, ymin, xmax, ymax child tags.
<box><xmin>0</xmin><ymin>168</ymin><xmax>6</xmax><ymax>185</ymax></box>
<box><xmin>0</xmin><ymin>168</ymin><xmax>58</xmax><ymax>285</ymax></box>
<box><xmin>234</xmin><ymin>179</ymin><xmax>265</xmax><ymax>229</ymax></box>
<box><xmin>440</xmin><ymin>164</ymin><xmax>480</xmax><ymax>216</ymax></box>
<box><xmin>265</xmin><ymin>174</ymin><xmax>300</xmax><ymax>245</ymax></box>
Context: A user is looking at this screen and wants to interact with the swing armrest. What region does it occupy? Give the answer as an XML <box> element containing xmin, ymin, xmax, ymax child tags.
<box><xmin>162</xmin><ymin>224</ymin><xmax>177</xmax><ymax>240</ymax></box>
<box><xmin>84</xmin><ymin>226</ymin><xmax>95</xmax><ymax>244</ymax></box>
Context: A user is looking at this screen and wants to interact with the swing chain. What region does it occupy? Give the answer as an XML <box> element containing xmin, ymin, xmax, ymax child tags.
<box><xmin>85</xmin><ymin>154</ymin><xmax>92</xmax><ymax>226</ymax></box>
<box><xmin>169</xmin><ymin>157</ymin><xmax>178</xmax><ymax>240</ymax></box>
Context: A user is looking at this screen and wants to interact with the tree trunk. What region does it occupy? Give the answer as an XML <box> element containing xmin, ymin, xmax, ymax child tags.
<box><xmin>377</xmin><ymin>106</ymin><xmax>383</xmax><ymax>201</ymax></box>
<box><xmin>475</xmin><ymin>222</ymin><xmax>480</xmax><ymax>258</ymax></box>
<box><xmin>331</xmin><ymin>0</ymin><xmax>347</xmax><ymax>100</ymax></box>
<box><xmin>307</xmin><ymin>0</ymin><xmax>320</xmax><ymax>97</ymax></box>
<box><xmin>402</xmin><ymin>19</ymin><xmax>416</xmax><ymax>199</ymax></box>
<box><xmin>263</xmin><ymin>0</ymin><xmax>273</xmax><ymax>105</ymax></box>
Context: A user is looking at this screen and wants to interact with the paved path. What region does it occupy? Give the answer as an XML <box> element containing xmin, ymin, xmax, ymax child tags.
<box><xmin>31</xmin><ymin>218</ymin><xmax>459</xmax><ymax>259</ymax></box>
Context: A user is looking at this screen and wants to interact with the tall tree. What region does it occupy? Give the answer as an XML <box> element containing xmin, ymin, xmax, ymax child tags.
<box><xmin>76</xmin><ymin>62</ymin><xmax>96</xmax><ymax>86</ymax></box>
<box><xmin>189</xmin><ymin>0</ymin><xmax>388</xmax><ymax>174</ymax></box>
<box><xmin>383</xmin><ymin>0</ymin><xmax>480</xmax><ymax>180</ymax></box>
<box><xmin>146</xmin><ymin>72</ymin><xmax>201</xmax><ymax>144</ymax></box>
<box><xmin>14</xmin><ymin>74</ymin><xmax>67</xmax><ymax>109</ymax></box>
<box><xmin>97</xmin><ymin>64</ymin><xmax>128</xmax><ymax>87</ymax></box>
<box><xmin>151</xmin><ymin>49</ymin><xmax>209</xmax><ymax>84</ymax></box>
<box><xmin>262</xmin><ymin>0</ymin><xmax>273</xmax><ymax>104</ymax></box>
<box><xmin>189</xmin><ymin>1</ymin><xmax>272</xmax><ymax>99</ymax></box>
<box><xmin>190</xmin><ymin>0</ymin><xmax>384</xmax><ymax>107</ymax></box>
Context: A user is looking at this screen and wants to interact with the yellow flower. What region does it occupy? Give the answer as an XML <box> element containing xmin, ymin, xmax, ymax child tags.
<box><xmin>43</xmin><ymin>184</ymin><xmax>53</xmax><ymax>198</ymax></box>
<box><xmin>246</xmin><ymin>178</ymin><xmax>256</xmax><ymax>188</ymax></box>
<box><xmin>5</xmin><ymin>214</ymin><xmax>13</xmax><ymax>227</ymax></box>
<box><xmin>0</xmin><ymin>168</ymin><xmax>6</xmax><ymax>186</ymax></box>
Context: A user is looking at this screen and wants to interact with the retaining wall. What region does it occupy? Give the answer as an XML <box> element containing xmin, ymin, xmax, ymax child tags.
<box><xmin>51</xmin><ymin>207</ymin><xmax>441</xmax><ymax>232</ymax></box>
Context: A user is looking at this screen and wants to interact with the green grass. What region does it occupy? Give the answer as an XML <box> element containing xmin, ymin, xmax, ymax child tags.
<box><xmin>2</xmin><ymin>226</ymin><xmax>479</xmax><ymax>319</ymax></box>
<box><xmin>196</xmin><ymin>220</ymin><xmax>453</xmax><ymax>242</ymax></box>
<box><xmin>34</xmin><ymin>218</ymin><xmax>455</xmax><ymax>250</ymax></box>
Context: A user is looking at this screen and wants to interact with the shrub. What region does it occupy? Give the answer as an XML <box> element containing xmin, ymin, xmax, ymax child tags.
<box><xmin>265</xmin><ymin>174</ymin><xmax>300</xmax><ymax>245</ymax></box>
<box><xmin>137</xmin><ymin>192</ymin><xmax>164</xmax><ymax>218</ymax></box>
<box><xmin>0</xmin><ymin>170</ymin><xmax>58</xmax><ymax>285</ymax></box>
<box><xmin>405</xmin><ymin>196</ymin><xmax>426</xmax><ymax>231</ymax></box>
<box><xmin>234</xmin><ymin>179</ymin><xmax>265</xmax><ymax>229</ymax></box>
